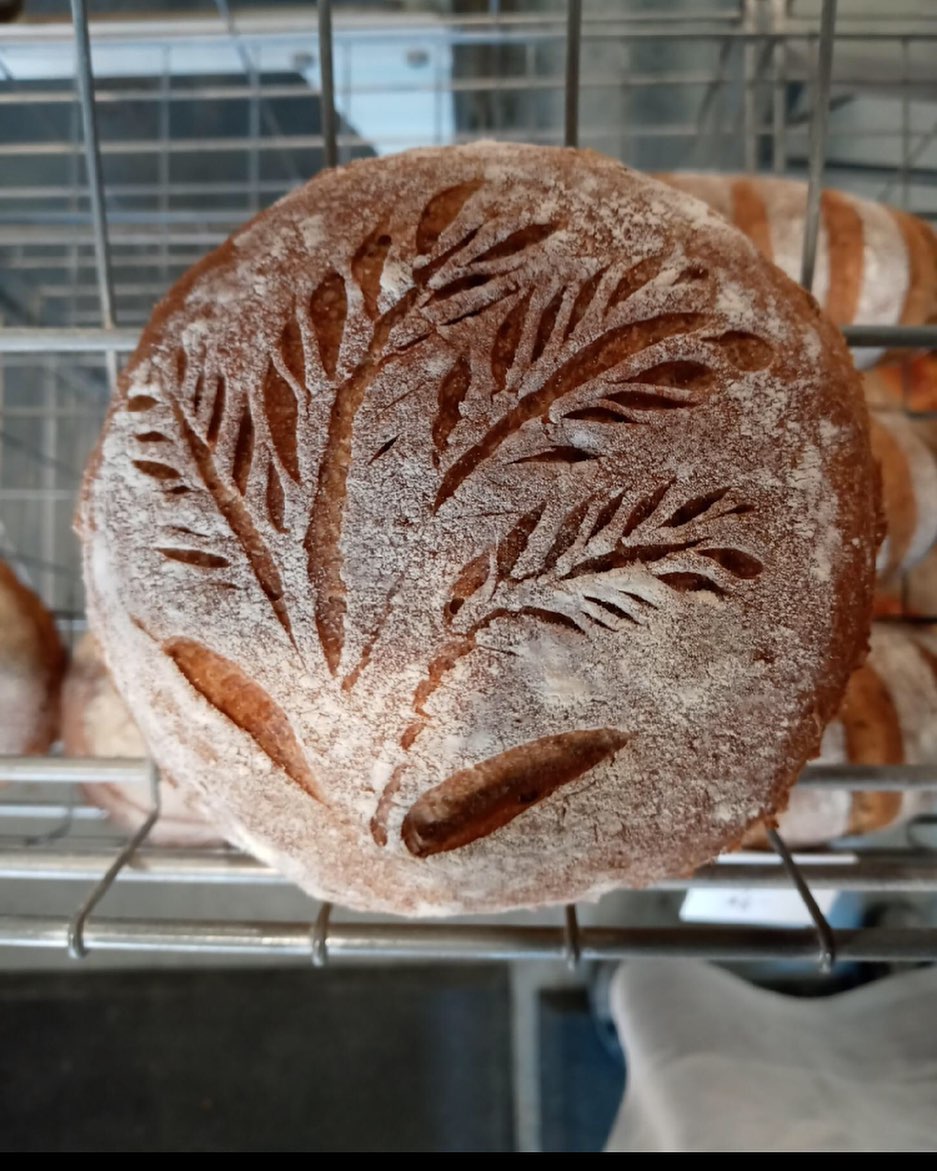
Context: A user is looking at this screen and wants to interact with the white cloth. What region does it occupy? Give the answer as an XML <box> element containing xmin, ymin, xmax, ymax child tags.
<box><xmin>605</xmin><ymin>959</ymin><xmax>937</xmax><ymax>1152</ymax></box>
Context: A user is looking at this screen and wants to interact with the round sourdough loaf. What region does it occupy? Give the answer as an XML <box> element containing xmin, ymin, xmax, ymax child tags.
<box><xmin>78</xmin><ymin>143</ymin><xmax>878</xmax><ymax>914</ymax></box>
<box><xmin>63</xmin><ymin>632</ymin><xmax>223</xmax><ymax>846</ymax></box>
<box><xmin>0</xmin><ymin>558</ymin><xmax>64</xmax><ymax>755</ymax></box>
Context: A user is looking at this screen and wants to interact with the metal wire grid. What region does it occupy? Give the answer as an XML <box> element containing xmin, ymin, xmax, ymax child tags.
<box><xmin>2</xmin><ymin>0</ymin><xmax>937</xmax><ymax>965</ymax></box>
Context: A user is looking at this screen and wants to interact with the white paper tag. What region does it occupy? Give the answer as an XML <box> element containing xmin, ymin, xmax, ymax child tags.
<box><xmin>679</xmin><ymin>852</ymin><xmax>855</xmax><ymax>927</ymax></box>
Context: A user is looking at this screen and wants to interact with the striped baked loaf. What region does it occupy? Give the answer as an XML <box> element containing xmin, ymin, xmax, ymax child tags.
<box><xmin>747</xmin><ymin>622</ymin><xmax>937</xmax><ymax>848</ymax></box>
<box><xmin>63</xmin><ymin>632</ymin><xmax>223</xmax><ymax>846</ymax></box>
<box><xmin>658</xmin><ymin>173</ymin><xmax>937</xmax><ymax>369</ymax></box>
<box><xmin>864</xmin><ymin>353</ymin><xmax>937</xmax><ymax>414</ymax></box>
<box><xmin>79</xmin><ymin>144</ymin><xmax>878</xmax><ymax>915</ymax></box>
<box><xmin>0</xmin><ymin>559</ymin><xmax>64</xmax><ymax>755</ymax></box>
<box><xmin>871</xmin><ymin>412</ymin><xmax>937</xmax><ymax>582</ymax></box>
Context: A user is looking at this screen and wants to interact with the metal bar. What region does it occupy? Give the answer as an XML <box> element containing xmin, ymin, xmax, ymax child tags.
<box><xmin>0</xmin><ymin>756</ymin><xmax>148</xmax><ymax>783</ymax></box>
<box><xmin>0</xmin><ymin>14</ymin><xmax>932</xmax><ymax>44</ymax></box>
<box><xmin>563</xmin><ymin>903</ymin><xmax>581</xmax><ymax>969</ymax></box>
<box><xmin>799</xmin><ymin>0</ymin><xmax>837</xmax><ymax>291</ymax></box>
<box><xmin>213</xmin><ymin>0</ymin><xmax>301</xmax><ymax>190</ymax></box>
<box><xmin>0</xmin><ymin>847</ymin><xmax>279</xmax><ymax>883</ymax></box>
<box><xmin>692</xmin><ymin>36</ymin><xmax>733</xmax><ymax>167</ymax></box>
<box><xmin>318</xmin><ymin>0</ymin><xmax>337</xmax><ymax>168</ymax></box>
<box><xmin>9</xmin><ymin>121</ymin><xmax>933</xmax><ymax>162</ymax></box>
<box><xmin>659</xmin><ymin>857</ymin><xmax>937</xmax><ymax>892</ymax></box>
<box><xmin>0</xmin><ymin>68</ymin><xmax>909</xmax><ymax>107</ymax></box>
<box><xmin>0</xmin><ymin>429</ymin><xmax>82</xmax><ymax>481</ymax></box>
<box><xmin>1</xmin><ymin>916</ymin><xmax>935</xmax><ymax>963</ymax></box>
<box><xmin>767</xmin><ymin>827</ymin><xmax>835</xmax><ymax>971</ymax></box>
<box><xmin>69</xmin><ymin>0</ymin><xmax>121</xmax><ymax>394</ymax></box>
<box><xmin>69</xmin><ymin>0</ymin><xmax>115</xmax><ymax>333</ymax></box>
<box><xmin>742</xmin><ymin>1</ymin><xmax>758</xmax><ymax>172</ymax></box>
<box><xmin>901</xmin><ymin>36</ymin><xmax>911</xmax><ymax>210</ymax></box>
<box><xmin>842</xmin><ymin>325</ymin><xmax>937</xmax><ymax>349</ymax></box>
<box><xmin>877</xmin><ymin>117</ymin><xmax>937</xmax><ymax>203</ymax></box>
<box><xmin>311</xmin><ymin>902</ymin><xmax>332</xmax><ymax>967</ymax></box>
<box><xmin>0</xmin><ymin>224</ymin><xmax>227</xmax><ymax>244</ymax></box>
<box><xmin>0</xmin><ymin>328</ymin><xmax>138</xmax><ymax>353</ymax></box>
<box><xmin>0</xmin><ymin>802</ymin><xmax>105</xmax><ymax>821</ymax></box>
<box><xmin>0</xmin><ymin>489</ymin><xmax>83</xmax><ymax>502</ymax></box>
<box><xmin>564</xmin><ymin>0</ymin><xmax>582</xmax><ymax>148</ymax></box>
<box><xmin>5</xmin><ymin>756</ymin><xmax>937</xmax><ymax>788</ymax></box>
<box><xmin>67</xmin><ymin>760</ymin><xmax>162</xmax><ymax>957</ymax></box>
<box><xmin>248</xmin><ymin>41</ymin><xmax>261</xmax><ymax>212</ymax></box>
<box><xmin>772</xmin><ymin>13</ymin><xmax>788</xmax><ymax>172</ymax></box>
<box><xmin>158</xmin><ymin>44</ymin><xmax>170</xmax><ymax>292</ymax></box>
<box><xmin>2</xmin><ymin>847</ymin><xmax>935</xmax><ymax>891</ymax></box>
<box><xmin>798</xmin><ymin>764</ymin><xmax>937</xmax><ymax>791</ymax></box>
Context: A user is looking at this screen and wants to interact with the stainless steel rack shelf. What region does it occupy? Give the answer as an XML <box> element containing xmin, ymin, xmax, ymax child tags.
<box><xmin>2</xmin><ymin>1</ymin><xmax>937</xmax><ymax>966</ymax></box>
<box><xmin>3</xmin><ymin>917</ymin><xmax>936</xmax><ymax>966</ymax></box>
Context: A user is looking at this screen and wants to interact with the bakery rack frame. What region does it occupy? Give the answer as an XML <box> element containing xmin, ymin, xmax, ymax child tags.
<box><xmin>2</xmin><ymin>0</ymin><xmax>937</xmax><ymax>968</ymax></box>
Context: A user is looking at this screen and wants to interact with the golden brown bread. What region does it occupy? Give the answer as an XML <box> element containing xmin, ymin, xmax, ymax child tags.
<box><xmin>78</xmin><ymin>144</ymin><xmax>878</xmax><ymax>914</ymax></box>
<box><xmin>747</xmin><ymin>623</ymin><xmax>937</xmax><ymax>848</ymax></box>
<box><xmin>62</xmin><ymin>633</ymin><xmax>223</xmax><ymax>846</ymax></box>
<box><xmin>0</xmin><ymin>559</ymin><xmax>65</xmax><ymax>755</ymax></box>
<box><xmin>870</xmin><ymin>412</ymin><xmax>937</xmax><ymax>582</ymax></box>
<box><xmin>864</xmin><ymin>353</ymin><xmax>937</xmax><ymax>413</ymax></box>
<box><xmin>657</xmin><ymin>173</ymin><xmax>937</xmax><ymax>368</ymax></box>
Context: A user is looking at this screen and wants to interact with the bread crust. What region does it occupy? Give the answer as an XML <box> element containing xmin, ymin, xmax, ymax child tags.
<box><xmin>0</xmin><ymin>559</ymin><xmax>65</xmax><ymax>755</ymax></box>
<box><xmin>79</xmin><ymin>144</ymin><xmax>878</xmax><ymax>914</ymax></box>
<box><xmin>658</xmin><ymin>172</ymin><xmax>937</xmax><ymax>368</ymax></box>
<box><xmin>63</xmin><ymin>633</ymin><xmax>223</xmax><ymax>847</ymax></box>
<box><xmin>871</xmin><ymin>412</ymin><xmax>937</xmax><ymax>581</ymax></box>
<box><xmin>748</xmin><ymin>624</ymin><xmax>937</xmax><ymax>847</ymax></box>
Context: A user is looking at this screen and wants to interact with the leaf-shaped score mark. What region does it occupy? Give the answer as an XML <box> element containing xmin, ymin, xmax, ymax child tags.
<box><xmin>492</xmin><ymin>291</ymin><xmax>532</xmax><ymax>393</ymax></box>
<box><xmin>432</xmin><ymin>356</ymin><xmax>471</xmax><ymax>462</ymax></box>
<box><xmin>435</xmin><ymin>312</ymin><xmax>708</xmax><ymax>511</ymax></box>
<box><xmin>483</xmin><ymin>480</ymin><xmax>763</xmax><ymax>632</ymax></box>
<box><xmin>399</xmin><ymin>480</ymin><xmax>763</xmax><ymax>752</ymax></box>
<box><xmin>698</xmin><ymin>547</ymin><xmax>763</xmax><ymax>579</ymax></box>
<box><xmin>435</xmin><ymin>317</ymin><xmax>776</xmax><ymax>511</ymax></box>
<box><xmin>232</xmin><ymin>401</ymin><xmax>254</xmax><ymax>496</ymax></box>
<box><xmin>133</xmin><ymin>459</ymin><xmax>181</xmax><ymax>482</ymax></box>
<box><xmin>415</xmin><ymin>180</ymin><xmax>483</xmax><ymax>255</ymax></box>
<box><xmin>129</xmin><ymin>366</ymin><xmax>296</xmax><ymax>647</ymax></box>
<box><xmin>166</xmin><ymin>638</ymin><xmax>323</xmax><ymax>802</ymax></box>
<box><xmin>266</xmin><ymin>464</ymin><xmax>287</xmax><ymax>531</ymax></box>
<box><xmin>352</xmin><ymin>227</ymin><xmax>392</xmax><ymax>319</ymax></box>
<box><xmin>532</xmin><ymin>286</ymin><xmax>566</xmax><ymax>363</ymax></box>
<box><xmin>263</xmin><ymin>364</ymin><xmax>301</xmax><ymax>484</ymax></box>
<box><xmin>401</xmin><ymin>728</ymin><xmax>629</xmax><ymax>857</ymax></box>
<box><xmin>309</xmin><ymin>270</ymin><xmax>347</xmax><ymax>379</ymax></box>
<box><xmin>127</xmin><ymin>394</ymin><xmax>159</xmax><ymax>412</ymax></box>
<box><xmin>262</xmin><ymin>317</ymin><xmax>305</xmax><ymax>485</ymax></box>
<box><xmin>157</xmin><ymin>547</ymin><xmax>230</xmax><ymax>570</ymax></box>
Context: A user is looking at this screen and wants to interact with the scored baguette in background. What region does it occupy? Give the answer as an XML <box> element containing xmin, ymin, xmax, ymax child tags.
<box><xmin>0</xmin><ymin>558</ymin><xmax>65</xmax><ymax>757</ymax></box>
<box><xmin>63</xmin><ymin>632</ymin><xmax>224</xmax><ymax>847</ymax></box>
<box><xmin>657</xmin><ymin>172</ymin><xmax>937</xmax><ymax>369</ymax></box>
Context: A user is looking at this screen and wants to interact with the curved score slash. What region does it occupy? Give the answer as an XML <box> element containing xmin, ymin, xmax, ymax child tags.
<box><xmin>401</xmin><ymin>726</ymin><xmax>629</xmax><ymax>857</ymax></box>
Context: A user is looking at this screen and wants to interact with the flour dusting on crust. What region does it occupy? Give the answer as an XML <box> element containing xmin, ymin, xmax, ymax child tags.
<box><xmin>78</xmin><ymin>144</ymin><xmax>877</xmax><ymax>915</ymax></box>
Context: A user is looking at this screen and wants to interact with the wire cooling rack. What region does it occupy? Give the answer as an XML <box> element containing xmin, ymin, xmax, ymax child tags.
<box><xmin>2</xmin><ymin>1</ymin><xmax>937</xmax><ymax>966</ymax></box>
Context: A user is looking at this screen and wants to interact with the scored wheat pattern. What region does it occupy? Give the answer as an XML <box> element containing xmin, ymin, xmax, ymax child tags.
<box><xmin>124</xmin><ymin>176</ymin><xmax>775</xmax><ymax>850</ymax></box>
<box><xmin>399</xmin><ymin>478</ymin><xmax>762</xmax><ymax>751</ymax></box>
